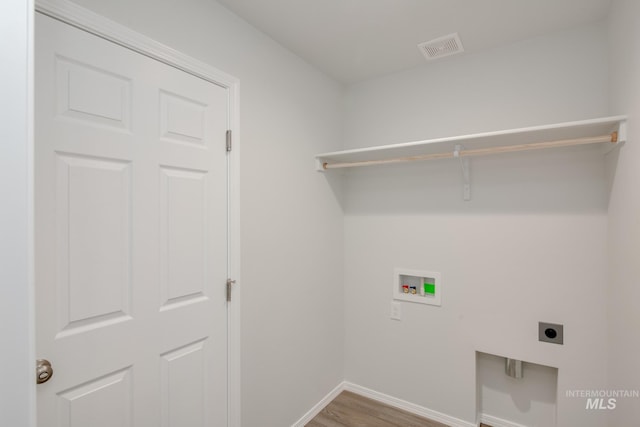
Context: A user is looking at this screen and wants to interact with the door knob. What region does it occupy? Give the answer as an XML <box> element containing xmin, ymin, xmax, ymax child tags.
<box><xmin>36</xmin><ymin>359</ymin><xmax>53</xmax><ymax>384</ymax></box>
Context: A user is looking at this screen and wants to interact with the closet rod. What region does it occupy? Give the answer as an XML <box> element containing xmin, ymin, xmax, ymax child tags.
<box><xmin>322</xmin><ymin>132</ymin><xmax>618</xmax><ymax>170</ymax></box>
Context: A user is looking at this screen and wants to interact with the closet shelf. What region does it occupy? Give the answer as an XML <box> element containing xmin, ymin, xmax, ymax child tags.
<box><xmin>315</xmin><ymin>116</ymin><xmax>627</xmax><ymax>172</ymax></box>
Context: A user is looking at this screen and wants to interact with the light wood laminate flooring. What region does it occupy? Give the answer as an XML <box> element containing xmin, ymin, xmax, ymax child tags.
<box><xmin>306</xmin><ymin>391</ymin><xmax>450</xmax><ymax>427</ymax></box>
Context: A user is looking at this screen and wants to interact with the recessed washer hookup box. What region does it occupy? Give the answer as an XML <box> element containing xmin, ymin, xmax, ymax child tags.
<box><xmin>394</xmin><ymin>268</ymin><xmax>441</xmax><ymax>306</ymax></box>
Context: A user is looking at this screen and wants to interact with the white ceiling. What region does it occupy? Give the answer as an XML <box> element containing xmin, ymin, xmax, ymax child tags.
<box><xmin>216</xmin><ymin>0</ymin><xmax>613</xmax><ymax>84</ymax></box>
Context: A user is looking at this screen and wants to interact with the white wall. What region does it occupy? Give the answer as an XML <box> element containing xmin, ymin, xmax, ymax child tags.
<box><xmin>55</xmin><ymin>1</ymin><xmax>345</xmax><ymax>426</ymax></box>
<box><xmin>0</xmin><ymin>1</ymin><xmax>35</xmax><ymax>426</ymax></box>
<box><xmin>342</xmin><ymin>23</ymin><xmax>611</xmax><ymax>426</ymax></box>
<box><xmin>607</xmin><ymin>1</ymin><xmax>640</xmax><ymax>425</ymax></box>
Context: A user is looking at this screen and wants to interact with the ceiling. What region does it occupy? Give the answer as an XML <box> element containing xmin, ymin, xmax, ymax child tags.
<box><xmin>216</xmin><ymin>0</ymin><xmax>613</xmax><ymax>84</ymax></box>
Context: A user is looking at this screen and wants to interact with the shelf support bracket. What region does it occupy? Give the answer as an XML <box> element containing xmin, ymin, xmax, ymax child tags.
<box><xmin>603</xmin><ymin>120</ymin><xmax>627</xmax><ymax>155</ymax></box>
<box><xmin>454</xmin><ymin>144</ymin><xmax>471</xmax><ymax>201</ymax></box>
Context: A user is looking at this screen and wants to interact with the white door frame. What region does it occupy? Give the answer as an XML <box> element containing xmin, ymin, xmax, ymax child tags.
<box><xmin>33</xmin><ymin>1</ymin><xmax>242</xmax><ymax>426</ymax></box>
<box><xmin>0</xmin><ymin>1</ymin><xmax>35</xmax><ymax>426</ymax></box>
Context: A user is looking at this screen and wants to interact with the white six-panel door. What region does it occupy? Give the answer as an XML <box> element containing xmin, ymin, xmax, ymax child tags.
<box><xmin>35</xmin><ymin>14</ymin><xmax>228</xmax><ymax>427</ymax></box>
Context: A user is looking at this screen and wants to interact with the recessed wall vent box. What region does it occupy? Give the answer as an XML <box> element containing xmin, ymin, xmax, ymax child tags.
<box><xmin>394</xmin><ymin>268</ymin><xmax>441</xmax><ymax>306</ymax></box>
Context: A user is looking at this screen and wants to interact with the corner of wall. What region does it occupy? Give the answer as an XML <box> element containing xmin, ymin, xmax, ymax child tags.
<box><xmin>606</xmin><ymin>1</ymin><xmax>640</xmax><ymax>425</ymax></box>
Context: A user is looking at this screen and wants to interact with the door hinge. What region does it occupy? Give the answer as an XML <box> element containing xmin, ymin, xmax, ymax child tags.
<box><xmin>226</xmin><ymin>130</ymin><xmax>232</xmax><ymax>152</ymax></box>
<box><xmin>226</xmin><ymin>278</ymin><xmax>236</xmax><ymax>302</ymax></box>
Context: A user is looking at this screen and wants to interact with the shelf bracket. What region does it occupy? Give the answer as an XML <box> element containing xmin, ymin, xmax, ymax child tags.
<box><xmin>603</xmin><ymin>119</ymin><xmax>627</xmax><ymax>155</ymax></box>
<box><xmin>454</xmin><ymin>144</ymin><xmax>471</xmax><ymax>201</ymax></box>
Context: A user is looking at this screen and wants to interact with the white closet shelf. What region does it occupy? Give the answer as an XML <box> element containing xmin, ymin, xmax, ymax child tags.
<box><xmin>315</xmin><ymin>116</ymin><xmax>627</xmax><ymax>172</ymax></box>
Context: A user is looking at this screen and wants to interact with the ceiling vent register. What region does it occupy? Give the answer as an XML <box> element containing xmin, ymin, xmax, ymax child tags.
<box><xmin>418</xmin><ymin>32</ymin><xmax>464</xmax><ymax>60</ymax></box>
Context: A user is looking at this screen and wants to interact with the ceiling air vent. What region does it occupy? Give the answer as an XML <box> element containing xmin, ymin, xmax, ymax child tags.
<box><xmin>418</xmin><ymin>33</ymin><xmax>464</xmax><ymax>61</ymax></box>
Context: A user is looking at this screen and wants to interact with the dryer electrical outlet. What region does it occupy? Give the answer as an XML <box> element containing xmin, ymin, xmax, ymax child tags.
<box><xmin>539</xmin><ymin>322</ymin><xmax>563</xmax><ymax>345</ymax></box>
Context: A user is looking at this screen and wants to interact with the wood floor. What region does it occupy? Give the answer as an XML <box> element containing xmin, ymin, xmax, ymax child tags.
<box><xmin>305</xmin><ymin>391</ymin><xmax>450</xmax><ymax>427</ymax></box>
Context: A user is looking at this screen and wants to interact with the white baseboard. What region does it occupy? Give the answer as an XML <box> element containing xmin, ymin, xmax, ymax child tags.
<box><xmin>291</xmin><ymin>381</ymin><xmax>346</xmax><ymax>427</ymax></box>
<box><xmin>343</xmin><ymin>383</ymin><xmax>475</xmax><ymax>427</ymax></box>
<box><xmin>480</xmin><ymin>413</ymin><xmax>528</xmax><ymax>427</ymax></box>
<box><xmin>345</xmin><ymin>382</ymin><xmax>476</xmax><ymax>427</ymax></box>
<box><xmin>291</xmin><ymin>380</ymin><xmax>478</xmax><ymax>427</ymax></box>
